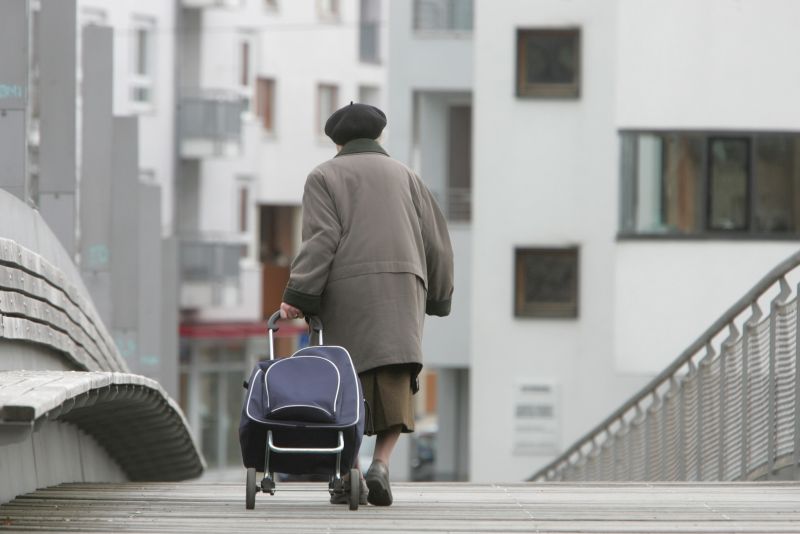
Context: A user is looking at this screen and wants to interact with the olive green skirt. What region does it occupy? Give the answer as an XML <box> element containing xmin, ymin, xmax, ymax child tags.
<box><xmin>359</xmin><ymin>364</ymin><xmax>416</xmax><ymax>436</ymax></box>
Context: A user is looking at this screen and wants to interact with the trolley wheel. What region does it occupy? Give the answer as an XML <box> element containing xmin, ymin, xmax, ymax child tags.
<box><xmin>348</xmin><ymin>468</ymin><xmax>360</xmax><ymax>511</ymax></box>
<box><xmin>246</xmin><ymin>468</ymin><xmax>256</xmax><ymax>510</ymax></box>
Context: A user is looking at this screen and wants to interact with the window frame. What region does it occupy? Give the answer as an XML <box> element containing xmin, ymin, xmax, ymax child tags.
<box><xmin>516</xmin><ymin>27</ymin><xmax>581</xmax><ymax>99</ymax></box>
<box><xmin>514</xmin><ymin>247</ymin><xmax>580</xmax><ymax>319</ymax></box>
<box><xmin>619</xmin><ymin>129</ymin><xmax>800</xmax><ymax>241</ymax></box>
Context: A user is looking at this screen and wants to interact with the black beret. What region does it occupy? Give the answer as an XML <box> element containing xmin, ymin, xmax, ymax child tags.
<box><xmin>324</xmin><ymin>102</ymin><xmax>387</xmax><ymax>145</ymax></box>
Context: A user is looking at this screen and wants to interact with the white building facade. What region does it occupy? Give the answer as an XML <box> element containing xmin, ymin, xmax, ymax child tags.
<box><xmin>175</xmin><ymin>0</ymin><xmax>387</xmax><ymax>470</ymax></box>
<box><xmin>470</xmin><ymin>0</ymin><xmax>800</xmax><ymax>482</ymax></box>
<box><xmin>387</xmin><ymin>0</ymin><xmax>474</xmax><ymax>481</ymax></box>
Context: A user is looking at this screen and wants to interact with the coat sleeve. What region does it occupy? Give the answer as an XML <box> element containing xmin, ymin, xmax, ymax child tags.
<box><xmin>414</xmin><ymin>176</ymin><xmax>454</xmax><ymax>316</ymax></box>
<box><xmin>282</xmin><ymin>171</ymin><xmax>341</xmax><ymax>315</ymax></box>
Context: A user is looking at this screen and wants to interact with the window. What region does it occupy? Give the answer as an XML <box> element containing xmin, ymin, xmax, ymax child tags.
<box><xmin>708</xmin><ymin>137</ymin><xmax>749</xmax><ymax>231</ymax></box>
<box><xmin>620</xmin><ymin>132</ymin><xmax>800</xmax><ymax>237</ymax></box>
<box><xmin>239</xmin><ymin>40</ymin><xmax>251</xmax><ymax>89</ymax></box>
<box><xmin>317</xmin><ymin>84</ymin><xmax>338</xmax><ymax>135</ymax></box>
<box><xmin>413</xmin><ymin>0</ymin><xmax>473</xmax><ymax>32</ymax></box>
<box><xmin>239</xmin><ymin>185</ymin><xmax>249</xmax><ymax>234</ymax></box>
<box><xmin>514</xmin><ymin>247</ymin><xmax>579</xmax><ymax>318</ymax></box>
<box><xmin>317</xmin><ymin>0</ymin><xmax>340</xmax><ymax>20</ymax></box>
<box><xmin>130</xmin><ymin>16</ymin><xmax>156</xmax><ymax>108</ymax></box>
<box><xmin>516</xmin><ymin>28</ymin><xmax>580</xmax><ymax>98</ymax></box>
<box><xmin>358</xmin><ymin>85</ymin><xmax>380</xmax><ymax>108</ymax></box>
<box><xmin>359</xmin><ymin>0</ymin><xmax>381</xmax><ymax>63</ymax></box>
<box><xmin>256</xmin><ymin>77</ymin><xmax>275</xmax><ymax>132</ymax></box>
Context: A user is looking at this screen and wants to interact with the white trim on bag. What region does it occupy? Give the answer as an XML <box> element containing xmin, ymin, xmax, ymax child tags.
<box><xmin>245</xmin><ymin>345</ymin><xmax>361</xmax><ymax>429</ymax></box>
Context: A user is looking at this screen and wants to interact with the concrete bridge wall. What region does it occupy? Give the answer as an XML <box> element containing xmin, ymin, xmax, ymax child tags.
<box><xmin>0</xmin><ymin>190</ymin><xmax>203</xmax><ymax>503</ymax></box>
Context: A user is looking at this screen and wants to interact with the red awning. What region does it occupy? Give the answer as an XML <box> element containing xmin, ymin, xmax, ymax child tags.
<box><xmin>179</xmin><ymin>321</ymin><xmax>308</xmax><ymax>339</ymax></box>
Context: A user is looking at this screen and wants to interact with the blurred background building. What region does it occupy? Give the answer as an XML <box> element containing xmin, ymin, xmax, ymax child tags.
<box><xmin>3</xmin><ymin>0</ymin><xmax>800</xmax><ymax>485</ymax></box>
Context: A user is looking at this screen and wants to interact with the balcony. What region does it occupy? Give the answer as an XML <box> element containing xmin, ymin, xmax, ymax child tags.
<box><xmin>179</xmin><ymin>238</ymin><xmax>244</xmax><ymax>310</ymax></box>
<box><xmin>179</xmin><ymin>89</ymin><xmax>247</xmax><ymax>159</ymax></box>
<box><xmin>413</xmin><ymin>0</ymin><xmax>473</xmax><ymax>34</ymax></box>
<box><xmin>181</xmin><ymin>0</ymin><xmax>243</xmax><ymax>9</ymax></box>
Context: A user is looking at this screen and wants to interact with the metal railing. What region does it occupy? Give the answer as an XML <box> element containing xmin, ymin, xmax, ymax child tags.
<box><xmin>531</xmin><ymin>250</ymin><xmax>800</xmax><ymax>482</ymax></box>
<box><xmin>413</xmin><ymin>0</ymin><xmax>473</xmax><ymax>33</ymax></box>
<box><xmin>179</xmin><ymin>89</ymin><xmax>247</xmax><ymax>157</ymax></box>
<box><xmin>179</xmin><ymin>238</ymin><xmax>244</xmax><ymax>308</ymax></box>
<box><xmin>447</xmin><ymin>186</ymin><xmax>471</xmax><ymax>222</ymax></box>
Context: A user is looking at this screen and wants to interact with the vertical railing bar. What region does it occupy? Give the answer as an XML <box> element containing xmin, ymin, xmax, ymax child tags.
<box><xmin>795</xmin><ymin>281</ymin><xmax>800</xmax><ymax>481</ymax></box>
<box><xmin>696</xmin><ymin>355</ymin><xmax>704</xmax><ymax>480</ymax></box>
<box><xmin>767</xmin><ymin>287</ymin><xmax>780</xmax><ymax>479</ymax></box>
<box><xmin>718</xmin><ymin>328</ymin><xmax>728</xmax><ymax>480</ymax></box>
<box><xmin>740</xmin><ymin>306</ymin><xmax>754</xmax><ymax>480</ymax></box>
<box><xmin>660</xmin><ymin>390</ymin><xmax>668</xmax><ymax>480</ymax></box>
<box><xmin>681</xmin><ymin>362</ymin><xmax>694</xmax><ymax>481</ymax></box>
<box><xmin>643</xmin><ymin>398</ymin><xmax>651</xmax><ymax>481</ymax></box>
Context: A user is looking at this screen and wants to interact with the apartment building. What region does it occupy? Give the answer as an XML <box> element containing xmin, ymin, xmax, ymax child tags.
<box><xmin>175</xmin><ymin>0</ymin><xmax>387</xmax><ymax>470</ymax></box>
<box><xmin>387</xmin><ymin>0</ymin><xmax>474</xmax><ymax>482</ymax></box>
<box><xmin>470</xmin><ymin>0</ymin><xmax>800</xmax><ymax>481</ymax></box>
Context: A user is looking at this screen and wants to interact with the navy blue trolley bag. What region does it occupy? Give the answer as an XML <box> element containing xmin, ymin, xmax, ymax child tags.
<box><xmin>239</xmin><ymin>311</ymin><xmax>365</xmax><ymax>510</ymax></box>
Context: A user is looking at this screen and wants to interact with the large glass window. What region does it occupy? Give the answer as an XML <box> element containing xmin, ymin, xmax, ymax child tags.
<box><xmin>755</xmin><ymin>136</ymin><xmax>800</xmax><ymax>233</ymax></box>
<box><xmin>620</xmin><ymin>132</ymin><xmax>800</xmax><ymax>237</ymax></box>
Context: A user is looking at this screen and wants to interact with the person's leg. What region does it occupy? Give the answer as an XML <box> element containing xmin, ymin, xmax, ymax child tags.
<box><xmin>372</xmin><ymin>425</ymin><xmax>402</xmax><ymax>465</ymax></box>
<box><xmin>366</xmin><ymin>425</ymin><xmax>402</xmax><ymax>506</ymax></box>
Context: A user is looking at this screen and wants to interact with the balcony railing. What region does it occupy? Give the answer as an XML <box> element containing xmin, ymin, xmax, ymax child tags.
<box><xmin>179</xmin><ymin>89</ymin><xmax>247</xmax><ymax>159</ymax></box>
<box><xmin>181</xmin><ymin>0</ymin><xmax>243</xmax><ymax>9</ymax></box>
<box><xmin>531</xmin><ymin>250</ymin><xmax>800</xmax><ymax>482</ymax></box>
<box><xmin>413</xmin><ymin>0</ymin><xmax>473</xmax><ymax>33</ymax></box>
<box><xmin>180</xmin><ymin>239</ymin><xmax>244</xmax><ymax>309</ymax></box>
<box><xmin>433</xmin><ymin>187</ymin><xmax>471</xmax><ymax>223</ymax></box>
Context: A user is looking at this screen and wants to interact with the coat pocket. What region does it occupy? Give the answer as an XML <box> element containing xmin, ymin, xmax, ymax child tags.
<box><xmin>264</xmin><ymin>355</ymin><xmax>341</xmax><ymax>423</ymax></box>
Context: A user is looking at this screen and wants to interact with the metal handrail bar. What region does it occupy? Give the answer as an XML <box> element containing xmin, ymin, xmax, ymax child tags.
<box><xmin>530</xmin><ymin>249</ymin><xmax>800</xmax><ymax>481</ymax></box>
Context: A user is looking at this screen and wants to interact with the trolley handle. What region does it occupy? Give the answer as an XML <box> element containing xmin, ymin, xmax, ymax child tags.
<box><xmin>266</xmin><ymin>310</ymin><xmax>322</xmax><ymax>334</ymax></box>
<box><xmin>266</xmin><ymin>310</ymin><xmax>323</xmax><ymax>360</ymax></box>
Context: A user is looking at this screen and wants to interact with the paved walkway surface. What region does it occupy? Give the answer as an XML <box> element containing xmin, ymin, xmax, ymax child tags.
<box><xmin>2</xmin><ymin>481</ymin><xmax>800</xmax><ymax>533</ymax></box>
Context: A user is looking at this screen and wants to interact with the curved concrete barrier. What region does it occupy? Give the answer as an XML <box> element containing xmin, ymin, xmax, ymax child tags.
<box><xmin>0</xmin><ymin>371</ymin><xmax>204</xmax><ymax>480</ymax></box>
<box><xmin>0</xmin><ymin>190</ymin><xmax>204</xmax><ymax>502</ymax></box>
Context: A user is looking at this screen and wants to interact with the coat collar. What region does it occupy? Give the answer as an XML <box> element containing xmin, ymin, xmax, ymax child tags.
<box><xmin>335</xmin><ymin>138</ymin><xmax>389</xmax><ymax>158</ymax></box>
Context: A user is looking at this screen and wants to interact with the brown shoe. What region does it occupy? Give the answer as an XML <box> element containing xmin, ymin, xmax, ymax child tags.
<box><xmin>365</xmin><ymin>460</ymin><xmax>392</xmax><ymax>506</ymax></box>
<box><xmin>330</xmin><ymin>474</ymin><xmax>368</xmax><ymax>505</ymax></box>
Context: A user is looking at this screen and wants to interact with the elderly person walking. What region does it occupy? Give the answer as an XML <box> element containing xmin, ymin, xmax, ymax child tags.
<box><xmin>280</xmin><ymin>103</ymin><xmax>454</xmax><ymax>506</ymax></box>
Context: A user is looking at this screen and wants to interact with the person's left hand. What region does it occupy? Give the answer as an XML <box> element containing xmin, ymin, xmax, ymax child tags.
<box><xmin>280</xmin><ymin>302</ymin><xmax>304</xmax><ymax>320</ymax></box>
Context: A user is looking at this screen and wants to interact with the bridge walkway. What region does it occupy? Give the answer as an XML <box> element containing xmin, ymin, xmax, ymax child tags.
<box><xmin>2</xmin><ymin>481</ymin><xmax>800</xmax><ymax>533</ymax></box>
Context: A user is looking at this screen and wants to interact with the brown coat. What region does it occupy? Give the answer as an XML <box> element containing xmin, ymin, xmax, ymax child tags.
<box><xmin>283</xmin><ymin>138</ymin><xmax>454</xmax><ymax>374</ymax></box>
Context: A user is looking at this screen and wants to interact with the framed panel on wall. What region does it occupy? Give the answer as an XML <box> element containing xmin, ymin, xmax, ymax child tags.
<box><xmin>514</xmin><ymin>247</ymin><xmax>579</xmax><ymax>318</ymax></box>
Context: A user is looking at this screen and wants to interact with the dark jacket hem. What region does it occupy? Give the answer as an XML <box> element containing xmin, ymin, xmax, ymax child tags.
<box><xmin>283</xmin><ymin>287</ymin><xmax>322</xmax><ymax>315</ymax></box>
<box><xmin>426</xmin><ymin>299</ymin><xmax>451</xmax><ymax>317</ymax></box>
